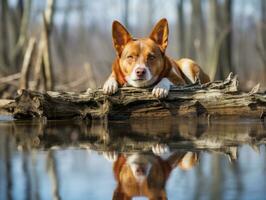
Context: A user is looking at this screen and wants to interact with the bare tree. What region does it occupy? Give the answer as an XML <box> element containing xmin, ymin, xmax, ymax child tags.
<box><xmin>0</xmin><ymin>0</ymin><xmax>11</xmax><ymax>71</ymax></box>
<box><xmin>32</xmin><ymin>0</ymin><xmax>55</xmax><ymax>91</ymax></box>
<box><xmin>176</xmin><ymin>0</ymin><xmax>185</xmax><ymax>57</ymax></box>
<box><xmin>0</xmin><ymin>0</ymin><xmax>32</xmax><ymax>75</ymax></box>
<box><xmin>261</xmin><ymin>0</ymin><xmax>266</xmax><ymax>48</ymax></box>
<box><xmin>257</xmin><ymin>0</ymin><xmax>266</xmax><ymax>66</ymax></box>
<box><xmin>205</xmin><ymin>0</ymin><xmax>233</xmax><ymax>81</ymax></box>
<box><xmin>216</xmin><ymin>0</ymin><xmax>234</xmax><ymax>79</ymax></box>
<box><xmin>190</xmin><ymin>0</ymin><xmax>205</xmax><ymax>65</ymax></box>
<box><xmin>12</xmin><ymin>0</ymin><xmax>32</xmax><ymax>67</ymax></box>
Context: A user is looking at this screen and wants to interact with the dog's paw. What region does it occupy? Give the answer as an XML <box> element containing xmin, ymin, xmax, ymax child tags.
<box><xmin>152</xmin><ymin>78</ymin><xmax>171</xmax><ymax>98</ymax></box>
<box><xmin>103</xmin><ymin>78</ymin><xmax>118</xmax><ymax>95</ymax></box>
<box><xmin>103</xmin><ymin>151</ymin><xmax>118</xmax><ymax>162</ymax></box>
<box><xmin>152</xmin><ymin>144</ymin><xmax>170</xmax><ymax>156</ymax></box>
<box><xmin>152</xmin><ymin>87</ymin><xmax>169</xmax><ymax>98</ymax></box>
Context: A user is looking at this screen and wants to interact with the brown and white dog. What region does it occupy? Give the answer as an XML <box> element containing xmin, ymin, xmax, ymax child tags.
<box><xmin>104</xmin><ymin>145</ymin><xmax>199</xmax><ymax>200</ymax></box>
<box><xmin>103</xmin><ymin>18</ymin><xmax>210</xmax><ymax>98</ymax></box>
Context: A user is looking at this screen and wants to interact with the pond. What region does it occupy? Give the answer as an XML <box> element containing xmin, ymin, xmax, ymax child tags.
<box><xmin>0</xmin><ymin>117</ymin><xmax>265</xmax><ymax>200</ymax></box>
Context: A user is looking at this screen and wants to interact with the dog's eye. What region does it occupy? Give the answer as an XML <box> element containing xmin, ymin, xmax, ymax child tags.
<box><xmin>148</xmin><ymin>54</ymin><xmax>156</xmax><ymax>61</ymax></box>
<box><xmin>127</xmin><ymin>55</ymin><xmax>134</xmax><ymax>60</ymax></box>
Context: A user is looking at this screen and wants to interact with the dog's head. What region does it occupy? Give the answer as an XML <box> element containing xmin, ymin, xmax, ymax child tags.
<box><xmin>112</xmin><ymin>18</ymin><xmax>169</xmax><ymax>87</ymax></box>
<box><xmin>112</xmin><ymin>153</ymin><xmax>169</xmax><ymax>199</ymax></box>
<box><xmin>112</xmin><ymin>152</ymin><xmax>199</xmax><ymax>200</ymax></box>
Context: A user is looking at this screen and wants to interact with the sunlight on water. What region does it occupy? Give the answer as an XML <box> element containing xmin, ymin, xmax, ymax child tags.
<box><xmin>0</xmin><ymin>115</ymin><xmax>13</xmax><ymax>121</ymax></box>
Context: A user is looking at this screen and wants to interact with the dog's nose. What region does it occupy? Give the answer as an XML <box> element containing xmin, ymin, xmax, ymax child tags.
<box><xmin>136</xmin><ymin>166</ymin><xmax>146</xmax><ymax>176</ymax></box>
<box><xmin>136</xmin><ymin>68</ymin><xmax>146</xmax><ymax>77</ymax></box>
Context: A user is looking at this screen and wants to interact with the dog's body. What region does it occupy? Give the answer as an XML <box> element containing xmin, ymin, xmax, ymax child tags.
<box><xmin>104</xmin><ymin>146</ymin><xmax>199</xmax><ymax>200</ymax></box>
<box><xmin>103</xmin><ymin>18</ymin><xmax>210</xmax><ymax>98</ymax></box>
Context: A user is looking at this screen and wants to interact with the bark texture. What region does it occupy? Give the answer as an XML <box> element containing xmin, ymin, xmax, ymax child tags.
<box><xmin>2</xmin><ymin>73</ymin><xmax>266</xmax><ymax>120</ymax></box>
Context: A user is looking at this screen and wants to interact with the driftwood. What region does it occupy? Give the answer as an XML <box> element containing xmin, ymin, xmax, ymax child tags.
<box><xmin>2</xmin><ymin>73</ymin><xmax>266</xmax><ymax>120</ymax></box>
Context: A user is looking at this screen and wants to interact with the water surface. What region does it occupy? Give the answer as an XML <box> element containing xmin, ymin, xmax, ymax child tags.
<box><xmin>0</xmin><ymin>117</ymin><xmax>265</xmax><ymax>200</ymax></box>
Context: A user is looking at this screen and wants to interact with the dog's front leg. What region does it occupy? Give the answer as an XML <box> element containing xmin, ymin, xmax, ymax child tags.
<box><xmin>152</xmin><ymin>144</ymin><xmax>172</xmax><ymax>160</ymax></box>
<box><xmin>152</xmin><ymin>78</ymin><xmax>172</xmax><ymax>98</ymax></box>
<box><xmin>103</xmin><ymin>151</ymin><xmax>118</xmax><ymax>162</ymax></box>
<box><xmin>103</xmin><ymin>74</ymin><xmax>119</xmax><ymax>95</ymax></box>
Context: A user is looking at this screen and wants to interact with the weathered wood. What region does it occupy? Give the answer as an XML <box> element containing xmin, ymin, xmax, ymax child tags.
<box><xmin>2</xmin><ymin>73</ymin><xmax>266</xmax><ymax>120</ymax></box>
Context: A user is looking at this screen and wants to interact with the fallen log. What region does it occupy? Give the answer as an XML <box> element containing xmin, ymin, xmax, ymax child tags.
<box><xmin>2</xmin><ymin>73</ymin><xmax>266</xmax><ymax>120</ymax></box>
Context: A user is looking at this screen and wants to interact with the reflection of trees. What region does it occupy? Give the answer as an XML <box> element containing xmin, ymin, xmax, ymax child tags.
<box><xmin>229</xmin><ymin>156</ymin><xmax>243</xmax><ymax>200</ymax></box>
<box><xmin>22</xmin><ymin>151</ymin><xmax>32</xmax><ymax>200</ymax></box>
<box><xmin>210</xmin><ymin>155</ymin><xmax>223</xmax><ymax>200</ymax></box>
<box><xmin>47</xmin><ymin>150</ymin><xmax>61</xmax><ymax>200</ymax></box>
<box><xmin>193</xmin><ymin>159</ymin><xmax>202</xmax><ymax>200</ymax></box>
<box><xmin>0</xmin><ymin>119</ymin><xmax>265</xmax><ymax>199</ymax></box>
<box><xmin>1</xmin><ymin>118</ymin><xmax>266</xmax><ymax>199</ymax></box>
<box><xmin>4</xmin><ymin>118</ymin><xmax>266</xmax><ymax>154</ymax></box>
<box><xmin>3</xmin><ymin>134</ymin><xmax>13</xmax><ymax>200</ymax></box>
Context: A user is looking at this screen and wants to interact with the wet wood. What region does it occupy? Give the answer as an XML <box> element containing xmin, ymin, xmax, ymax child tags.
<box><xmin>2</xmin><ymin>73</ymin><xmax>266</xmax><ymax>119</ymax></box>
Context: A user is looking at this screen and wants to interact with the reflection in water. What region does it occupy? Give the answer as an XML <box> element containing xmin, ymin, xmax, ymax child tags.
<box><xmin>108</xmin><ymin>149</ymin><xmax>198</xmax><ymax>200</ymax></box>
<box><xmin>0</xmin><ymin>118</ymin><xmax>265</xmax><ymax>200</ymax></box>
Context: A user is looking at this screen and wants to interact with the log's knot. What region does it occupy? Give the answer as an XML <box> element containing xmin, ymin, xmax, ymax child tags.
<box><xmin>13</xmin><ymin>89</ymin><xmax>43</xmax><ymax>119</ymax></box>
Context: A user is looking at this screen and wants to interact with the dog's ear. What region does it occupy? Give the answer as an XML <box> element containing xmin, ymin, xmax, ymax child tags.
<box><xmin>149</xmin><ymin>18</ymin><xmax>169</xmax><ymax>53</ymax></box>
<box><xmin>177</xmin><ymin>152</ymin><xmax>199</xmax><ymax>170</ymax></box>
<box><xmin>112</xmin><ymin>185</ymin><xmax>132</xmax><ymax>200</ymax></box>
<box><xmin>112</xmin><ymin>20</ymin><xmax>132</xmax><ymax>56</ymax></box>
<box><xmin>149</xmin><ymin>190</ymin><xmax>168</xmax><ymax>200</ymax></box>
<box><xmin>113</xmin><ymin>155</ymin><xmax>127</xmax><ymax>181</ymax></box>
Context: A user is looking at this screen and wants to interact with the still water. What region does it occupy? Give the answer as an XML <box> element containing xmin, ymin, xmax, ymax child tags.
<box><xmin>0</xmin><ymin>117</ymin><xmax>265</xmax><ymax>200</ymax></box>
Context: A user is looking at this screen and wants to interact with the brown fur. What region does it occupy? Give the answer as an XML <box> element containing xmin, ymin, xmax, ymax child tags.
<box><xmin>108</xmin><ymin>18</ymin><xmax>210</xmax><ymax>88</ymax></box>
<box><xmin>112</xmin><ymin>152</ymin><xmax>199</xmax><ymax>200</ymax></box>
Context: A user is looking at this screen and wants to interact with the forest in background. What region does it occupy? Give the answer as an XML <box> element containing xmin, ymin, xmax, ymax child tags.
<box><xmin>0</xmin><ymin>0</ymin><xmax>266</xmax><ymax>98</ymax></box>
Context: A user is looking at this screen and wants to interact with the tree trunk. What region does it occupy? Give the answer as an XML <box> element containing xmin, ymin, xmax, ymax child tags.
<box><xmin>216</xmin><ymin>0</ymin><xmax>234</xmax><ymax>79</ymax></box>
<box><xmin>190</xmin><ymin>0</ymin><xmax>205</xmax><ymax>64</ymax></box>
<box><xmin>0</xmin><ymin>0</ymin><xmax>10</xmax><ymax>70</ymax></box>
<box><xmin>177</xmin><ymin>0</ymin><xmax>185</xmax><ymax>57</ymax></box>
<box><xmin>206</xmin><ymin>0</ymin><xmax>218</xmax><ymax>80</ymax></box>
<box><xmin>32</xmin><ymin>0</ymin><xmax>55</xmax><ymax>91</ymax></box>
<box><xmin>261</xmin><ymin>0</ymin><xmax>266</xmax><ymax>47</ymax></box>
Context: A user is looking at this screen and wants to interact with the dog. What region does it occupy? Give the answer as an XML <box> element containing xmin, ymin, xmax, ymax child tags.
<box><xmin>103</xmin><ymin>18</ymin><xmax>210</xmax><ymax>98</ymax></box>
<box><xmin>104</xmin><ymin>145</ymin><xmax>199</xmax><ymax>200</ymax></box>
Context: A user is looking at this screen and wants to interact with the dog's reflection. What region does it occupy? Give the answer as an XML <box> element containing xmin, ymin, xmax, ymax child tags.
<box><xmin>104</xmin><ymin>145</ymin><xmax>199</xmax><ymax>200</ymax></box>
